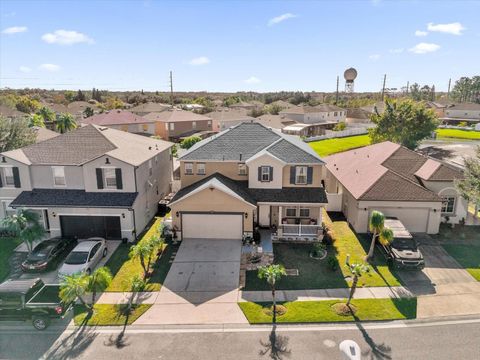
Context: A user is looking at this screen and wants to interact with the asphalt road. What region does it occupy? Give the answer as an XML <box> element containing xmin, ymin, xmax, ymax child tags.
<box><xmin>1</xmin><ymin>318</ymin><xmax>480</xmax><ymax>360</ymax></box>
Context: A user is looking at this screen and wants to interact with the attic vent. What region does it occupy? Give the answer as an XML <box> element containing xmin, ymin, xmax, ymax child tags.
<box><xmin>1</xmin><ymin>156</ymin><xmax>6</xmax><ymax>163</ymax></box>
<box><xmin>148</xmin><ymin>146</ymin><xmax>152</xmax><ymax>150</ymax></box>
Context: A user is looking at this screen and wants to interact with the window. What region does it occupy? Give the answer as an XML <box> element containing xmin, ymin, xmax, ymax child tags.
<box><xmin>238</xmin><ymin>163</ymin><xmax>247</xmax><ymax>176</ymax></box>
<box><xmin>295</xmin><ymin>166</ymin><xmax>308</xmax><ymax>184</ymax></box>
<box><xmin>334</xmin><ymin>112</ymin><xmax>338</xmax><ymax>116</ymax></box>
<box><xmin>299</xmin><ymin>208</ymin><xmax>310</xmax><ymax>218</ymax></box>
<box><xmin>261</xmin><ymin>166</ymin><xmax>270</xmax><ymax>182</ymax></box>
<box><xmin>1</xmin><ymin>167</ymin><xmax>15</xmax><ymax>187</ymax></box>
<box><xmin>148</xmin><ymin>160</ymin><xmax>153</xmax><ymax>176</ymax></box>
<box><xmin>208</xmin><ymin>120</ymin><xmax>212</xmax><ymax>127</ymax></box>
<box><xmin>197</xmin><ymin>163</ymin><xmax>205</xmax><ymax>175</ymax></box>
<box><xmin>185</xmin><ymin>162</ymin><xmax>193</xmax><ymax>175</ymax></box>
<box><xmin>103</xmin><ymin>168</ymin><xmax>117</xmax><ymax>189</ymax></box>
<box><xmin>441</xmin><ymin>196</ymin><xmax>456</xmax><ymax>214</ymax></box>
<box><xmin>169</xmin><ymin>123</ymin><xmax>175</xmax><ymax>131</ymax></box>
<box><xmin>286</xmin><ymin>208</ymin><xmax>296</xmax><ymax>217</ymax></box>
<box><xmin>52</xmin><ymin>166</ymin><xmax>66</xmax><ymax>186</ymax></box>
<box><xmin>192</xmin><ymin>121</ymin><xmax>197</xmax><ymax>129</ymax></box>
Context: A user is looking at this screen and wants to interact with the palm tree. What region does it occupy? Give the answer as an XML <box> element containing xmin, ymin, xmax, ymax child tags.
<box><xmin>37</xmin><ymin>106</ymin><xmax>56</xmax><ymax>124</ymax></box>
<box><xmin>345</xmin><ymin>256</ymin><xmax>370</xmax><ymax>307</ymax></box>
<box><xmin>87</xmin><ymin>266</ymin><xmax>112</xmax><ymax>305</ymax></box>
<box><xmin>28</xmin><ymin>114</ymin><xmax>45</xmax><ymax>128</ymax></box>
<box><xmin>378</xmin><ymin>227</ymin><xmax>394</xmax><ymax>246</ymax></box>
<box><xmin>83</xmin><ymin>106</ymin><xmax>94</xmax><ymax>118</ymax></box>
<box><xmin>59</xmin><ymin>273</ymin><xmax>91</xmax><ymax>311</ymax></box>
<box><xmin>2</xmin><ymin>209</ymin><xmax>45</xmax><ymax>254</ymax></box>
<box><xmin>55</xmin><ymin>113</ymin><xmax>77</xmax><ymax>133</ymax></box>
<box><xmin>128</xmin><ymin>275</ymin><xmax>146</xmax><ymax>312</ymax></box>
<box><xmin>258</xmin><ymin>264</ymin><xmax>286</xmax><ymax>323</ymax></box>
<box><xmin>129</xmin><ymin>241</ymin><xmax>153</xmax><ymax>279</ymax></box>
<box><xmin>367</xmin><ymin>210</ymin><xmax>385</xmax><ymax>260</ymax></box>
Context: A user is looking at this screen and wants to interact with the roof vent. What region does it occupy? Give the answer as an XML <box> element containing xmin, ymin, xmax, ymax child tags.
<box><xmin>239</xmin><ymin>153</ymin><xmax>242</xmax><ymax>161</ymax></box>
<box><xmin>148</xmin><ymin>146</ymin><xmax>152</xmax><ymax>150</ymax></box>
<box><xmin>356</xmin><ymin>169</ymin><xmax>359</xmax><ymax>174</ymax></box>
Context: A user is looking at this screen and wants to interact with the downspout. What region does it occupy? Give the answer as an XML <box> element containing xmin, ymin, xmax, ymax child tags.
<box><xmin>132</xmin><ymin>166</ymin><xmax>138</xmax><ymax>241</ymax></box>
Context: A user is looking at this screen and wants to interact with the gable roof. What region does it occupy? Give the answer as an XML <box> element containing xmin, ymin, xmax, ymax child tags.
<box><xmin>206</xmin><ymin>110</ymin><xmax>255</xmax><ymax>122</ymax></box>
<box><xmin>2</xmin><ymin>124</ymin><xmax>173</xmax><ymax>166</ymax></box>
<box><xmin>81</xmin><ymin>110</ymin><xmax>155</xmax><ymax>126</ymax></box>
<box><xmin>143</xmin><ymin>109</ymin><xmax>212</xmax><ymax>123</ymax></box>
<box><xmin>181</xmin><ymin>121</ymin><xmax>323</xmax><ymax>164</ymax></box>
<box><xmin>32</xmin><ymin>126</ymin><xmax>60</xmax><ymax>143</ymax></box>
<box><xmin>325</xmin><ymin>141</ymin><xmax>463</xmax><ymax>202</ymax></box>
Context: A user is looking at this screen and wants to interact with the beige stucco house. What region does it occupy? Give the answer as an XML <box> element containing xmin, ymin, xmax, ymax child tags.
<box><xmin>0</xmin><ymin>125</ymin><xmax>173</xmax><ymax>241</ymax></box>
<box><xmin>81</xmin><ymin>110</ymin><xmax>157</xmax><ymax>135</ymax></box>
<box><xmin>169</xmin><ymin>122</ymin><xmax>328</xmax><ymax>241</ymax></box>
<box><xmin>280</xmin><ymin>104</ymin><xmax>347</xmax><ymax>124</ymax></box>
<box><xmin>324</xmin><ymin>141</ymin><xmax>466</xmax><ymax>234</ymax></box>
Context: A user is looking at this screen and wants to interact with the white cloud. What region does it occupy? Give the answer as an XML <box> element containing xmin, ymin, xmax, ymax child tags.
<box><xmin>427</xmin><ymin>22</ymin><xmax>465</xmax><ymax>35</ymax></box>
<box><xmin>409</xmin><ymin>42</ymin><xmax>440</xmax><ymax>54</ymax></box>
<box><xmin>19</xmin><ymin>66</ymin><xmax>31</xmax><ymax>73</ymax></box>
<box><xmin>389</xmin><ymin>48</ymin><xmax>404</xmax><ymax>54</ymax></box>
<box><xmin>41</xmin><ymin>29</ymin><xmax>94</xmax><ymax>45</ymax></box>
<box><xmin>188</xmin><ymin>56</ymin><xmax>210</xmax><ymax>65</ymax></box>
<box><xmin>39</xmin><ymin>63</ymin><xmax>61</xmax><ymax>72</ymax></box>
<box><xmin>2</xmin><ymin>26</ymin><xmax>27</xmax><ymax>34</ymax></box>
<box><xmin>244</xmin><ymin>76</ymin><xmax>261</xmax><ymax>84</ymax></box>
<box><xmin>415</xmin><ymin>30</ymin><xmax>428</xmax><ymax>37</ymax></box>
<box><xmin>369</xmin><ymin>54</ymin><xmax>380</xmax><ymax>61</ymax></box>
<box><xmin>268</xmin><ymin>13</ymin><xmax>297</xmax><ymax>26</ymax></box>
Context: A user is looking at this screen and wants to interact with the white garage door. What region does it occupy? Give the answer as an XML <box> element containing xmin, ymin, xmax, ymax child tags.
<box><xmin>182</xmin><ymin>213</ymin><xmax>243</xmax><ymax>239</ymax></box>
<box><xmin>372</xmin><ymin>207</ymin><xmax>429</xmax><ymax>233</ymax></box>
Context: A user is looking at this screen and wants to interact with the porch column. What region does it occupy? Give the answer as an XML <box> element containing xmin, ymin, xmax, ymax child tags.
<box><xmin>279</xmin><ymin>206</ymin><xmax>283</xmax><ymax>224</ymax></box>
<box><xmin>317</xmin><ymin>207</ymin><xmax>322</xmax><ymax>225</ymax></box>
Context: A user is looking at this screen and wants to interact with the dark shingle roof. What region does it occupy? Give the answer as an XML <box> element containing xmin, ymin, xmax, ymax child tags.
<box><xmin>429</xmin><ymin>164</ymin><xmax>464</xmax><ymax>181</ymax></box>
<box><xmin>382</xmin><ymin>147</ymin><xmax>427</xmax><ymax>184</ymax></box>
<box><xmin>182</xmin><ymin>122</ymin><xmax>281</xmax><ymax>161</ymax></box>
<box><xmin>22</xmin><ymin>125</ymin><xmax>116</xmax><ymax>165</ymax></box>
<box><xmin>267</xmin><ymin>139</ymin><xmax>323</xmax><ymax>164</ymax></box>
<box><xmin>11</xmin><ymin>189</ymin><xmax>138</xmax><ymax>208</ymax></box>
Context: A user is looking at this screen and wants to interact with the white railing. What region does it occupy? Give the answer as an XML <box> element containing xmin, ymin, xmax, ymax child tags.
<box><xmin>281</xmin><ymin>224</ymin><xmax>320</xmax><ymax>236</ymax></box>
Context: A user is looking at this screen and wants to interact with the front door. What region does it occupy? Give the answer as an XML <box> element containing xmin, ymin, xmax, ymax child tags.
<box><xmin>258</xmin><ymin>205</ymin><xmax>271</xmax><ymax>227</ymax></box>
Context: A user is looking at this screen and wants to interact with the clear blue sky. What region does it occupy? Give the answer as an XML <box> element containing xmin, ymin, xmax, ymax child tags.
<box><xmin>1</xmin><ymin>0</ymin><xmax>479</xmax><ymax>92</ymax></box>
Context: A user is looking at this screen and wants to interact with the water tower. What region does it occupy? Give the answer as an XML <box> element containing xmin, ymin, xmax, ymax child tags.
<box><xmin>344</xmin><ymin>67</ymin><xmax>358</xmax><ymax>93</ymax></box>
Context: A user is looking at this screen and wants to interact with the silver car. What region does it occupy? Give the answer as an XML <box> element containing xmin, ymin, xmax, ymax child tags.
<box><xmin>58</xmin><ymin>238</ymin><xmax>107</xmax><ymax>277</ymax></box>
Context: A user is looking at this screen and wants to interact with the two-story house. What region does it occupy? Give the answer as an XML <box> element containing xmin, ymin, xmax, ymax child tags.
<box><xmin>0</xmin><ymin>124</ymin><xmax>173</xmax><ymax>241</ymax></box>
<box><xmin>280</xmin><ymin>104</ymin><xmax>347</xmax><ymax>124</ymax></box>
<box><xmin>168</xmin><ymin>122</ymin><xmax>328</xmax><ymax>241</ymax></box>
<box><xmin>81</xmin><ymin>110</ymin><xmax>157</xmax><ymax>135</ymax></box>
<box><xmin>441</xmin><ymin>103</ymin><xmax>480</xmax><ymax>125</ymax></box>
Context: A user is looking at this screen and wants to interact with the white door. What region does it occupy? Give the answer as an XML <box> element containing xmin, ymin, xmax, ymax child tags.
<box><xmin>372</xmin><ymin>207</ymin><xmax>429</xmax><ymax>233</ymax></box>
<box><xmin>182</xmin><ymin>213</ymin><xmax>243</xmax><ymax>239</ymax></box>
<box><xmin>258</xmin><ymin>205</ymin><xmax>271</xmax><ymax>227</ymax></box>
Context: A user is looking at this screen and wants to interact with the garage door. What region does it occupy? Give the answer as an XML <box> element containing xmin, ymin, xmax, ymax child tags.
<box><xmin>182</xmin><ymin>213</ymin><xmax>243</xmax><ymax>239</ymax></box>
<box><xmin>60</xmin><ymin>215</ymin><xmax>121</xmax><ymax>240</ymax></box>
<box><xmin>372</xmin><ymin>208</ymin><xmax>429</xmax><ymax>233</ymax></box>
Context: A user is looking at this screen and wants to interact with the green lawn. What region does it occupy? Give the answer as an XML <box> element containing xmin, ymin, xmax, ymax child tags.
<box><xmin>442</xmin><ymin>244</ymin><xmax>480</xmax><ymax>281</ymax></box>
<box><xmin>106</xmin><ymin>217</ymin><xmax>178</xmax><ymax>292</ymax></box>
<box><xmin>245</xmin><ymin>211</ymin><xmax>401</xmax><ymax>290</ymax></box>
<box><xmin>239</xmin><ymin>298</ymin><xmax>417</xmax><ymax>324</ymax></box>
<box><xmin>308</xmin><ymin>134</ymin><xmax>371</xmax><ymax>157</ymax></box>
<box><xmin>0</xmin><ymin>237</ymin><xmax>22</xmax><ymax>282</ymax></box>
<box><xmin>436</xmin><ymin>128</ymin><xmax>480</xmax><ymax>140</ymax></box>
<box><xmin>74</xmin><ymin>304</ymin><xmax>151</xmax><ymax>326</ymax></box>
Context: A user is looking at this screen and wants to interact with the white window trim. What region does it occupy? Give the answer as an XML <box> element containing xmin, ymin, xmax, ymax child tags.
<box><xmin>185</xmin><ymin>162</ymin><xmax>193</xmax><ymax>175</ymax></box>
<box><xmin>169</xmin><ymin>123</ymin><xmax>175</xmax><ymax>131</ymax></box>
<box><xmin>261</xmin><ymin>166</ymin><xmax>270</xmax><ymax>182</ymax></box>
<box><xmin>238</xmin><ymin>163</ymin><xmax>247</xmax><ymax>176</ymax></box>
<box><xmin>1</xmin><ymin>166</ymin><xmax>15</xmax><ymax>187</ymax></box>
<box><xmin>192</xmin><ymin>121</ymin><xmax>197</xmax><ymax>129</ymax></box>
<box><xmin>52</xmin><ymin>166</ymin><xmax>66</xmax><ymax>187</ymax></box>
<box><xmin>102</xmin><ymin>167</ymin><xmax>117</xmax><ymax>189</ymax></box>
<box><xmin>441</xmin><ymin>196</ymin><xmax>456</xmax><ymax>214</ymax></box>
<box><xmin>197</xmin><ymin>163</ymin><xmax>206</xmax><ymax>175</ymax></box>
<box><xmin>285</xmin><ymin>208</ymin><xmax>297</xmax><ymax>217</ymax></box>
<box><xmin>299</xmin><ymin>208</ymin><xmax>310</xmax><ymax>218</ymax></box>
<box><xmin>295</xmin><ymin>166</ymin><xmax>308</xmax><ymax>185</ymax></box>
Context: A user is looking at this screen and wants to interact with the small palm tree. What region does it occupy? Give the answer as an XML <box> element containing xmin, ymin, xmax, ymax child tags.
<box><xmin>59</xmin><ymin>273</ymin><xmax>91</xmax><ymax>311</ymax></box>
<box><xmin>55</xmin><ymin>113</ymin><xmax>77</xmax><ymax>133</ymax></box>
<box><xmin>258</xmin><ymin>264</ymin><xmax>286</xmax><ymax>323</ymax></box>
<box><xmin>345</xmin><ymin>256</ymin><xmax>370</xmax><ymax>307</ymax></box>
<box><xmin>128</xmin><ymin>275</ymin><xmax>146</xmax><ymax>311</ymax></box>
<box><xmin>129</xmin><ymin>241</ymin><xmax>153</xmax><ymax>279</ymax></box>
<box><xmin>83</xmin><ymin>106</ymin><xmax>94</xmax><ymax>118</ymax></box>
<box><xmin>378</xmin><ymin>227</ymin><xmax>394</xmax><ymax>246</ymax></box>
<box><xmin>367</xmin><ymin>210</ymin><xmax>385</xmax><ymax>260</ymax></box>
<box><xmin>37</xmin><ymin>106</ymin><xmax>56</xmax><ymax>123</ymax></box>
<box><xmin>28</xmin><ymin>114</ymin><xmax>45</xmax><ymax>128</ymax></box>
<box><xmin>87</xmin><ymin>266</ymin><xmax>112</xmax><ymax>305</ymax></box>
<box><xmin>2</xmin><ymin>209</ymin><xmax>45</xmax><ymax>254</ymax></box>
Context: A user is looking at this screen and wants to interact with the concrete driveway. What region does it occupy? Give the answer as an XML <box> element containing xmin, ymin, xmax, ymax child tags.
<box><xmin>135</xmin><ymin>238</ymin><xmax>248</xmax><ymax>325</ymax></box>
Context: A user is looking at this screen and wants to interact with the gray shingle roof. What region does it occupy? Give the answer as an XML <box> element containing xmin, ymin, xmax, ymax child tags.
<box><xmin>181</xmin><ymin>122</ymin><xmax>281</xmax><ymax>161</ymax></box>
<box><xmin>11</xmin><ymin>189</ymin><xmax>138</xmax><ymax>208</ymax></box>
<box><xmin>267</xmin><ymin>139</ymin><xmax>323</xmax><ymax>164</ymax></box>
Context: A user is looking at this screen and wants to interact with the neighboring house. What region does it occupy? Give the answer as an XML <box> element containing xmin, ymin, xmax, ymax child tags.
<box><xmin>424</xmin><ymin>101</ymin><xmax>447</xmax><ymax>118</ymax></box>
<box><xmin>346</xmin><ymin>108</ymin><xmax>372</xmax><ymax>124</ymax></box>
<box><xmin>129</xmin><ymin>102</ymin><xmax>171</xmax><ymax>116</ymax></box>
<box><xmin>67</xmin><ymin>101</ymin><xmax>101</xmax><ymax>118</ymax></box>
<box><xmin>280</xmin><ymin>104</ymin><xmax>347</xmax><ymax>124</ymax></box>
<box><xmin>207</xmin><ymin>110</ymin><xmax>256</xmax><ymax>131</ymax></box>
<box><xmin>32</xmin><ymin>126</ymin><xmax>60</xmax><ymax>143</ymax></box>
<box><xmin>143</xmin><ymin>109</ymin><xmax>213</xmax><ymax>142</ymax></box>
<box><xmin>81</xmin><ymin>110</ymin><xmax>157</xmax><ymax>135</ymax></box>
<box><xmin>169</xmin><ymin>122</ymin><xmax>328</xmax><ymax>241</ymax></box>
<box><xmin>0</xmin><ymin>105</ymin><xmax>25</xmax><ymax>119</ymax></box>
<box><xmin>229</xmin><ymin>101</ymin><xmax>263</xmax><ymax>111</ymax></box>
<box><xmin>0</xmin><ymin>125</ymin><xmax>173</xmax><ymax>241</ymax></box>
<box><xmin>324</xmin><ymin>141</ymin><xmax>466</xmax><ymax>234</ymax></box>
<box><xmin>441</xmin><ymin>103</ymin><xmax>480</xmax><ymax>124</ymax></box>
<box><xmin>281</xmin><ymin>123</ymin><xmax>327</xmax><ymax>137</ymax></box>
<box><xmin>254</xmin><ymin>114</ymin><xmax>296</xmax><ymax>131</ymax></box>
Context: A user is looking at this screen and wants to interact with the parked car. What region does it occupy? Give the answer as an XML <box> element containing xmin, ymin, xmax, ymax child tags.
<box><xmin>377</xmin><ymin>218</ymin><xmax>425</xmax><ymax>270</ymax></box>
<box><xmin>58</xmin><ymin>238</ymin><xmax>107</xmax><ymax>277</ymax></box>
<box><xmin>21</xmin><ymin>237</ymin><xmax>77</xmax><ymax>272</ymax></box>
<box><xmin>0</xmin><ymin>278</ymin><xmax>72</xmax><ymax>330</ymax></box>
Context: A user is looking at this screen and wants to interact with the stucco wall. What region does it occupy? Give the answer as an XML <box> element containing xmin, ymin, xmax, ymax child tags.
<box><xmin>30</xmin><ymin>165</ymin><xmax>84</xmax><ymax>189</ymax></box>
<box><xmin>423</xmin><ymin>180</ymin><xmax>468</xmax><ymax>224</ymax></box>
<box><xmin>180</xmin><ymin>161</ymin><xmax>248</xmax><ymax>187</ymax></box>
<box><xmin>282</xmin><ymin>165</ymin><xmax>323</xmax><ymax>187</ymax></box>
<box><xmin>444</xmin><ymin>109</ymin><xmax>480</xmax><ymax>119</ymax></box>
<box><xmin>0</xmin><ymin>157</ymin><xmax>32</xmax><ymax>215</ymax></box>
<box><xmin>83</xmin><ymin>155</ymin><xmax>136</xmax><ymax>192</ymax></box>
<box><xmin>247</xmin><ymin>153</ymin><xmax>284</xmax><ymax>189</ymax></box>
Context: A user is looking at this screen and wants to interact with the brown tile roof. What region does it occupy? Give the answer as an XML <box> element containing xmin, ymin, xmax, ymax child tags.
<box><xmin>429</xmin><ymin>164</ymin><xmax>464</xmax><ymax>181</ymax></box>
<box><xmin>32</xmin><ymin>126</ymin><xmax>60</xmax><ymax>143</ymax></box>
<box><xmin>129</xmin><ymin>102</ymin><xmax>171</xmax><ymax>114</ymax></box>
<box><xmin>447</xmin><ymin>103</ymin><xmax>480</xmax><ymax>111</ymax></box>
<box><xmin>255</xmin><ymin>114</ymin><xmax>296</xmax><ymax>129</ymax></box>
<box><xmin>81</xmin><ymin>110</ymin><xmax>155</xmax><ymax>126</ymax></box>
<box><xmin>0</xmin><ymin>104</ymin><xmax>25</xmax><ymax>117</ymax></box>
<box><xmin>143</xmin><ymin>109</ymin><xmax>212</xmax><ymax>123</ymax></box>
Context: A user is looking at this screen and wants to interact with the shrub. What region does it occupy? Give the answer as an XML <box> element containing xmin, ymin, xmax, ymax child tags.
<box><xmin>327</xmin><ymin>255</ymin><xmax>338</xmax><ymax>271</ymax></box>
<box><xmin>333</xmin><ymin>122</ymin><xmax>347</xmax><ymax>131</ymax></box>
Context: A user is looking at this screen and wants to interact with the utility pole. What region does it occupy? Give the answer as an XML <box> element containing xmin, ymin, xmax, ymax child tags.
<box><xmin>381</xmin><ymin>74</ymin><xmax>387</xmax><ymax>101</ymax></box>
<box><xmin>169</xmin><ymin>70</ymin><xmax>174</xmax><ymax>107</ymax></box>
<box><xmin>447</xmin><ymin>78</ymin><xmax>451</xmax><ymax>101</ymax></box>
<box><xmin>335</xmin><ymin>76</ymin><xmax>339</xmax><ymax>105</ymax></box>
<box><xmin>406</xmin><ymin>81</ymin><xmax>409</xmax><ymax>95</ymax></box>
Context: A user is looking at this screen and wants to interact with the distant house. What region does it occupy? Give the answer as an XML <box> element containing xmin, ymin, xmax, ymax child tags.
<box><xmin>254</xmin><ymin>114</ymin><xmax>296</xmax><ymax>131</ymax></box>
<box><xmin>81</xmin><ymin>110</ymin><xmax>157</xmax><ymax>135</ymax></box>
<box><xmin>346</xmin><ymin>108</ymin><xmax>372</xmax><ymax>124</ymax></box>
<box><xmin>281</xmin><ymin>123</ymin><xmax>326</xmax><ymax>137</ymax></box>
<box><xmin>143</xmin><ymin>109</ymin><xmax>213</xmax><ymax>142</ymax></box>
<box><xmin>424</xmin><ymin>101</ymin><xmax>447</xmax><ymax>118</ymax></box>
<box><xmin>229</xmin><ymin>101</ymin><xmax>262</xmax><ymax>111</ymax></box>
<box><xmin>0</xmin><ymin>105</ymin><xmax>25</xmax><ymax>119</ymax></box>
<box><xmin>280</xmin><ymin>104</ymin><xmax>346</xmax><ymax>124</ymax></box>
<box><xmin>129</xmin><ymin>102</ymin><xmax>171</xmax><ymax>116</ymax></box>
<box><xmin>207</xmin><ymin>109</ymin><xmax>256</xmax><ymax>131</ymax></box>
<box><xmin>441</xmin><ymin>103</ymin><xmax>480</xmax><ymax>124</ymax></box>
<box><xmin>32</xmin><ymin>126</ymin><xmax>60</xmax><ymax>143</ymax></box>
<box><xmin>67</xmin><ymin>101</ymin><xmax>100</xmax><ymax>117</ymax></box>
